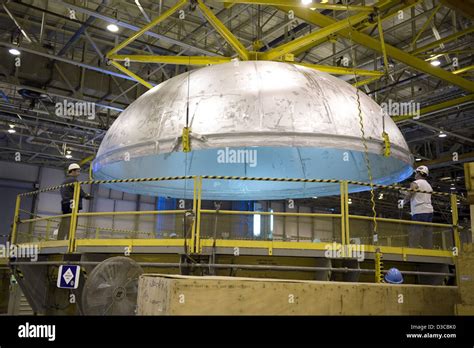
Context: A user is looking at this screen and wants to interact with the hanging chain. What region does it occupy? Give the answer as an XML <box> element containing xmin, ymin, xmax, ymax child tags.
<box><xmin>346</xmin><ymin>2</ymin><xmax>378</xmax><ymax>243</ymax></box>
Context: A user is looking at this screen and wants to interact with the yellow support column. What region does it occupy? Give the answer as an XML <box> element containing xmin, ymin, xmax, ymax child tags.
<box><xmin>344</xmin><ymin>181</ymin><xmax>350</xmax><ymax>245</ymax></box>
<box><xmin>67</xmin><ymin>182</ymin><xmax>81</xmax><ymax>253</ymax></box>
<box><xmin>189</xmin><ymin>176</ymin><xmax>198</xmax><ymax>254</ymax></box>
<box><xmin>195</xmin><ymin>176</ymin><xmax>203</xmax><ymax>254</ymax></box>
<box><xmin>11</xmin><ymin>195</ymin><xmax>21</xmax><ymax>244</ymax></box>
<box><xmin>340</xmin><ymin>182</ymin><xmax>346</xmax><ymax>245</ymax></box>
<box><xmin>450</xmin><ymin>194</ymin><xmax>461</xmax><ymax>255</ymax></box>
<box><xmin>465</xmin><ymin>162</ymin><xmax>474</xmax><ymax>244</ymax></box>
<box><xmin>45</xmin><ymin>219</ymin><xmax>51</xmax><ymax>241</ymax></box>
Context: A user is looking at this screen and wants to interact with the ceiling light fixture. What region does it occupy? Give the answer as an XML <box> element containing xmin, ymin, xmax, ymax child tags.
<box><xmin>7</xmin><ymin>124</ymin><xmax>16</xmax><ymax>134</ymax></box>
<box><xmin>107</xmin><ymin>24</ymin><xmax>119</xmax><ymax>32</ymax></box>
<box><xmin>8</xmin><ymin>48</ymin><xmax>21</xmax><ymax>56</ymax></box>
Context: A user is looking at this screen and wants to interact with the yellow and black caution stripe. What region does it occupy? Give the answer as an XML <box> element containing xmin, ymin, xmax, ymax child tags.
<box><xmin>18</xmin><ymin>175</ymin><xmax>451</xmax><ymax>198</ymax></box>
<box><xmin>79</xmin><ymin>175</ymin><xmax>196</xmax><ymax>185</ymax></box>
<box><xmin>19</xmin><ymin>182</ymin><xmax>76</xmax><ymax>197</ymax></box>
<box><xmin>201</xmin><ymin>175</ymin><xmax>341</xmax><ymax>184</ymax></box>
<box><xmin>346</xmin><ymin>180</ymin><xmax>451</xmax><ymax>197</ymax></box>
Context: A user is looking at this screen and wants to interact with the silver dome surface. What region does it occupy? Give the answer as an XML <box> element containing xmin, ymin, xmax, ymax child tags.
<box><xmin>93</xmin><ymin>61</ymin><xmax>413</xmax><ymax>200</ymax></box>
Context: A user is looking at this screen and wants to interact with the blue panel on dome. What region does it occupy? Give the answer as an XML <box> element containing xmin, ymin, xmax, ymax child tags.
<box><xmin>93</xmin><ymin>146</ymin><xmax>412</xmax><ymax>200</ymax></box>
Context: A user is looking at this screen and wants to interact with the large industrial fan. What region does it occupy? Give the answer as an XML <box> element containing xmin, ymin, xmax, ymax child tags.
<box><xmin>81</xmin><ymin>257</ymin><xmax>143</xmax><ymax>315</ymax></box>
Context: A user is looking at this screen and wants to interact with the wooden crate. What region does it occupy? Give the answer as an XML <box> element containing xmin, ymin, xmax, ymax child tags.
<box><xmin>138</xmin><ymin>274</ymin><xmax>458</xmax><ymax>315</ymax></box>
<box><xmin>455</xmin><ymin>304</ymin><xmax>474</xmax><ymax>315</ymax></box>
<box><xmin>456</xmin><ymin>244</ymin><xmax>474</xmax><ymax>305</ymax></box>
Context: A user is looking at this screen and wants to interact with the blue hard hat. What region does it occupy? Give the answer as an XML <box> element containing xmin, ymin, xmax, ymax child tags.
<box><xmin>384</xmin><ymin>268</ymin><xmax>404</xmax><ymax>284</ymax></box>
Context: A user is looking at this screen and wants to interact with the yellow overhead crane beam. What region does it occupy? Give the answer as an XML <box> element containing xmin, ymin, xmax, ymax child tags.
<box><xmin>196</xmin><ymin>0</ymin><xmax>250</xmax><ymax>61</ymax></box>
<box><xmin>392</xmin><ymin>94</ymin><xmax>474</xmax><ymax>122</ymax></box>
<box><xmin>109</xmin><ymin>55</ymin><xmax>233</xmax><ymax>65</ymax></box>
<box><xmin>411</xmin><ymin>27</ymin><xmax>474</xmax><ymax>55</ymax></box>
<box><xmin>104</xmin><ymin>0</ymin><xmax>188</xmax><ymax>88</ymax></box>
<box><xmin>109</xmin><ymin>53</ymin><xmax>383</xmax><ymax>76</ymax></box>
<box><xmin>103</xmin><ymin>0</ymin><xmax>394</xmax><ymax>86</ymax></box>
<box><xmin>109</xmin><ymin>61</ymin><xmax>153</xmax><ymax>89</ymax></box>
<box><xmin>216</xmin><ymin>0</ymin><xmax>375</xmax><ymax>12</ymax></box>
<box><xmin>106</xmin><ymin>0</ymin><xmax>187</xmax><ymax>58</ymax></box>
<box><xmin>261</xmin><ymin>12</ymin><xmax>370</xmax><ymax>61</ymax></box>
<box><xmin>290</xmin><ymin>0</ymin><xmax>417</xmax><ymax>59</ymax></box>
<box><xmin>418</xmin><ymin>49</ymin><xmax>474</xmax><ymax>57</ymax></box>
<box><xmin>278</xmin><ymin>5</ymin><xmax>474</xmax><ymax>93</ymax></box>
<box><xmin>353</xmin><ymin>76</ymin><xmax>380</xmax><ymax>88</ymax></box>
<box><xmin>410</xmin><ymin>3</ymin><xmax>442</xmax><ymax>49</ymax></box>
<box><xmin>453</xmin><ymin>65</ymin><xmax>474</xmax><ymax>75</ymax></box>
<box><xmin>106</xmin><ymin>0</ymin><xmax>473</xmax><ymax>92</ymax></box>
<box><xmin>295</xmin><ymin>62</ymin><xmax>383</xmax><ymax>77</ymax></box>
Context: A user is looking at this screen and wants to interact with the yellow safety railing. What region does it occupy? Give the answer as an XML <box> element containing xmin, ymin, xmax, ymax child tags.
<box><xmin>10</xmin><ymin>176</ymin><xmax>461</xmax><ymax>258</ymax></box>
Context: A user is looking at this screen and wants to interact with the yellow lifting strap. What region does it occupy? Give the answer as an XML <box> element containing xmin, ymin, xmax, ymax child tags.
<box><xmin>382</xmin><ymin>131</ymin><xmax>391</xmax><ymax>157</ymax></box>
<box><xmin>182</xmin><ymin>127</ymin><xmax>191</xmax><ymax>153</ymax></box>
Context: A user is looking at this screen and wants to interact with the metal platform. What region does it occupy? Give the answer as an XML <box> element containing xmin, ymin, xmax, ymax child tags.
<box><xmin>6</xmin><ymin>175</ymin><xmax>462</xmax><ymax>315</ymax></box>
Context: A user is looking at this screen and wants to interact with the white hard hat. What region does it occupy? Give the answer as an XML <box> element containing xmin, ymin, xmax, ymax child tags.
<box><xmin>68</xmin><ymin>163</ymin><xmax>81</xmax><ymax>172</ymax></box>
<box><xmin>415</xmin><ymin>165</ymin><xmax>429</xmax><ymax>176</ymax></box>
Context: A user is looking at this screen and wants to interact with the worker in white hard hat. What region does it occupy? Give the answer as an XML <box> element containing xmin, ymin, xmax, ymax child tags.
<box><xmin>57</xmin><ymin>163</ymin><xmax>93</xmax><ymax>240</ymax></box>
<box><xmin>402</xmin><ymin>165</ymin><xmax>434</xmax><ymax>248</ymax></box>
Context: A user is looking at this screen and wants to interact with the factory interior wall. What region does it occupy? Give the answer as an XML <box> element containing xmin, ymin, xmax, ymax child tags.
<box><xmin>0</xmin><ymin>180</ymin><xmax>32</xmax><ymax>244</ymax></box>
<box><xmin>0</xmin><ymin>161</ymin><xmax>157</xmax><ymax>241</ymax></box>
<box><xmin>0</xmin><ymin>161</ymin><xmax>40</xmax><ymax>243</ymax></box>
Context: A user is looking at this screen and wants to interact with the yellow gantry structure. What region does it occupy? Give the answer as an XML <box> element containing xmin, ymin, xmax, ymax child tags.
<box><xmin>280</xmin><ymin>3</ymin><xmax>474</xmax><ymax>93</ymax></box>
<box><xmin>196</xmin><ymin>0</ymin><xmax>250</xmax><ymax>61</ymax></box>
<box><xmin>105</xmin><ymin>0</ymin><xmax>474</xmax><ymax>120</ymax></box>
<box><xmin>216</xmin><ymin>0</ymin><xmax>375</xmax><ymax>12</ymax></box>
<box><xmin>260</xmin><ymin>11</ymin><xmax>369</xmax><ymax>61</ymax></box>
<box><xmin>105</xmin><ymin>0</ymin><xmax>398</xmax><ymax>87</ymax></box>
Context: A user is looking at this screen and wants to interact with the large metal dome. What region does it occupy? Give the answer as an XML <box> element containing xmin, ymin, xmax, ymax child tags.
<box><xmin>93</xmin><ymin>61</ymin><xmax>413</xmax><ymax>200</ymax></box>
